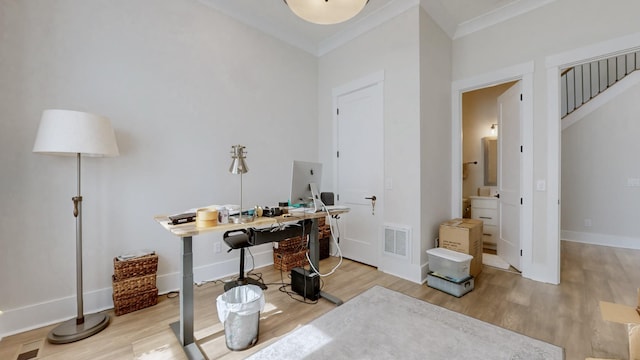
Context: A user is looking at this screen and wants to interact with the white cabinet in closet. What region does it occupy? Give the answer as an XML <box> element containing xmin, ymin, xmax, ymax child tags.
<box><xmin>469</xmin><ymin>196</ymin><xmax>498</xmax><ymax>250</ymax></box>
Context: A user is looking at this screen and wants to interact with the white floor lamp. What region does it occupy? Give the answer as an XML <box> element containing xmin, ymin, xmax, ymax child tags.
<box><xmin>33</xmin><ymin>109</ymin><xmax>119</xmax><ymax>344</ymax></box>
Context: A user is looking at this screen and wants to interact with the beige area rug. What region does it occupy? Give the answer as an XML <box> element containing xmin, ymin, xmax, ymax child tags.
<box><xmin>248</xmin><ymin>286</ymin><xmax>564</xmax><ymax>359</ymax></box>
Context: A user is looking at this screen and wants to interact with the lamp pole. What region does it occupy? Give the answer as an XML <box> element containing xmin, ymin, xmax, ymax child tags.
<box><xmin>73</xmin><ymin>153</ymin><xmax>84</xmax><ymax>324</ymax></box>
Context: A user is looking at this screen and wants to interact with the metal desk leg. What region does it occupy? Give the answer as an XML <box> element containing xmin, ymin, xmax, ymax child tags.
<box><xmin>309</xmin><ymin>218</ymin><xmax>343</xmax><ymax>306</ymax></box>
<box><xmin>169</xmin><ymin>236</ymin><xmax>206</xmax><ymax>360</ymax></box>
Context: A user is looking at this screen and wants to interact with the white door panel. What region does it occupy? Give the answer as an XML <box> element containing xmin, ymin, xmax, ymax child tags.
<box><xmin>336</xmin><ymin>81</ymin><xmax>383</xmax><ymax>267</ymax></box>
<box><xmin>497</xmin><ymin>81</ymin><xmax>522</xmax><ymax>271</ymax></box>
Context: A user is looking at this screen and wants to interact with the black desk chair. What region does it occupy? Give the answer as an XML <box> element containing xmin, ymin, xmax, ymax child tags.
<box><xmin>222</xmin><ymin>220</ymin><xmax>313</xmax><ymax>292</ymax></box>
<box><xmin>223</xmin><ymin>229</ymin><xmax>267</xmax><ymax>291</ymax></box>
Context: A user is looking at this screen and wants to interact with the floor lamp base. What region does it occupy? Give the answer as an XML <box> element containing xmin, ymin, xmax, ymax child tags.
<box><xmin>47</xmin><ymin>313</ymin><xmax>110</xmax><ymax>344</ymax></box>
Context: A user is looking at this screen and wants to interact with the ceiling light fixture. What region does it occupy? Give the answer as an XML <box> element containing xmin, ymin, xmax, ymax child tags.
<box><xmin>284</xmin><ymin>0</ymin><xmax>369</xmax><ymax>25</ymax></box>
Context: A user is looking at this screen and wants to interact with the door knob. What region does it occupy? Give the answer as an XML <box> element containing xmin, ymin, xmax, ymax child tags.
<box><xmin>365</xmin><ymin>195</ymin><xmax>377</xmax><ymax>215</ymax></box>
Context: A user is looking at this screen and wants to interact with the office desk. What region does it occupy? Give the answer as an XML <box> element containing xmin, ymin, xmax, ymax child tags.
<box><xmin>154</xmin><ymin>209</ymin><xmax>348</xmax><ymax>360</ymax></box>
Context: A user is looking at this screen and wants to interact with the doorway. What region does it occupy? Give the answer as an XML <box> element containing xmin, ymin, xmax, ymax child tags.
<box><xmin>332</xmin><ymin>72</ymin><xmax>384</xmax><ymax>267</ymax></box>
<box><xmin>461</xmin><ymin>81</ymin><xmax>521</xmax><ymax>270</ymax></box>
<box><xmin>452</xmin><ymin>61</ymin><xmax>534</xmax><ymax>278</ymax></box>
<box><xmin>545</xmin><ymin>33</ymin><xmax>640</xmax><ymax>285</ymax></box>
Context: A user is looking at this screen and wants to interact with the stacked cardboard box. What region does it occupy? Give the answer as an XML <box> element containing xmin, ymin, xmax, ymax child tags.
<box><xmin>438</xmin><ymin>218</ymin><xmax>483</xmax><ymax>277</ymax></box>
<box><xmin>112</xmin><ymin>253</ymin><xmax>158</xmax><ymax>316</ymax></box>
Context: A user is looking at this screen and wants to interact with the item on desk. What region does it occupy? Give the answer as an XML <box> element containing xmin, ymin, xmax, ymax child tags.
<box><xmin>218</xmin><ymin>207</ymin><xmax>229</xmax><ymax>224</ymax></box>
<box><xmin>168</xmin><ymin>212</ymin><xmax>196</xmax><ymax>225</ymax></box>
<box><xmin>320</xmin><ymin>192</ymin><xmax>335</xmax><ymax>206</ymax></box>
<box><xmin>262</xmin><ymin>207</ymin><xmax>282</xmax><ymax>217</ymax></box>
<box><xmin>254</xmin><ymin>206</ymin><xmax>263</xmax><ymax>217</ymax></box>
<box><xmin>231</xmin><ymin>209</ymin><xmax>255</xmax><ymax>224</ymax></box>
<box><xmin>279</xmin><ymin>202</ymin><xmax>289</xmax><ymax>214</ymax></box>
<box><xmin>196</xmin><ymin>208</ymin><xmax>218</xmax><ymax>228</ymax></box>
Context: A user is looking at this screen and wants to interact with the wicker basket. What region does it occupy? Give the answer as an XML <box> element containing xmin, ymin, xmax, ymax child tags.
<box><xmin>113</xmin><ymin>254</ymin><xmax>158</xmax><ymax>281</ymax></box>
<box><xmin>319</xmin><ymin>237</ymin><xmax>330</xmax><ymax>260</ymax></box>
<box><xmin>113</xmin><ymin>287</ymin><xmax>158</xmax><ymax>316</ymax></box>
<box><xmin>112</xmin><ymin>273</ymin><xmax>157</xmax><ymax>298</ymax></box>
<box><xmin>274</xmin><ymin>236</ymin><xmax>306</xmax><ymax>252</ymax></box>
<box><xmin>273</xmin><ymin>248</ymin><xmax>308</xmax><ymax>272</ymax></box>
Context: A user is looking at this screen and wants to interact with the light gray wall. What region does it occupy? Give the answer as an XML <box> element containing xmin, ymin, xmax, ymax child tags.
<box><xmin>0</xmin><ymin>0</ymin><xmax>317</xmax><ymax>336</ymax></box>
<box><xmin>419</xmin><ymin>7</ymin><xmax>452</xmax><ymax>272</ymax></box>
<box><xmin>562</xmin><ymin>81</ymin><xmax>640</xmax><ymax>246</ymax></box>
<box><xmin>318</xmin><ymin>7</ymin><xmax>424</xmax><ymax>282</ymax></box>
<box><xmin>452</xmin><ymin>0</ymin><xmax>640</xmax><ymax>280</ymax></box>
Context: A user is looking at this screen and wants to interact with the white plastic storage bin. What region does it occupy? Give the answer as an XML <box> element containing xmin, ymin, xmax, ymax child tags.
<box><xmin>426</xmin><ymin>247</ymin><xmax>472</xmax><ymax>281</ymax></box>
<box><xmin>427</xmin><ymin>272</ymin><xmax>474</xmax><ymax>297</ymax></box>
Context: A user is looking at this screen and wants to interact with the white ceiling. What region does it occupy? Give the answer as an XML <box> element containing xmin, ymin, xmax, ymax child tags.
<box><xmin>197</xmin><ymin>0</ymin><xmax>555</xmax><ymax>56</ymax></box>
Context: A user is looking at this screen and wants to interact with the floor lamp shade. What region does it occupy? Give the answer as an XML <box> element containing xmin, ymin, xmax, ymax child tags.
<box><xmin>33</xmin><ymin>109</ymin><xmax>118</xmax><ymax>344</ymax></box>
<box><xmin>33</xmin><ymin>109</ymin><xmax>119</xmax><ymax>157</ymax></box>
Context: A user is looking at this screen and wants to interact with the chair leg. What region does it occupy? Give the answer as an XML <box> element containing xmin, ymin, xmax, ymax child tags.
<box><xmin>223</xmin><ymin>247</ymin><xmax>267</xmax><ymax>291</ymax></box>
<box><xmin>238</xmin><ymin>248</ymin><xmax>246</xmax><ymax>281</ymax></box>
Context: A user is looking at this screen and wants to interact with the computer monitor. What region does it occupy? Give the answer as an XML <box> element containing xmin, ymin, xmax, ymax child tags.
<box><xmin>290</xmin><ymin>160</ymin><xmax>323</xmax><ymax>211</ymax></box>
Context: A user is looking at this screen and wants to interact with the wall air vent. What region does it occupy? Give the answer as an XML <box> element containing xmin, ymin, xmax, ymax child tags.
<box><xmin>383</xmin><ymin>224</ymin><xmax>411</xmax><ymax>260</ymax></box>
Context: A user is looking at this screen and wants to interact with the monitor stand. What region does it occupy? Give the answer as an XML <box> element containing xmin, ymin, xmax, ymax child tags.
<box><xmin>309</xmin><ymin>182</ymin><xmax>322</xmax><ymax>212</ymax></box>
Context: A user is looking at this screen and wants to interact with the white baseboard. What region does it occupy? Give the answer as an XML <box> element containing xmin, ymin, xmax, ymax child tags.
<box><xmin>561</xmin><ymin>230</ymin><xmax>640</xmax><ymax>250</ymax></box>
<box><xmin>0</xmin><ymin>248</ymin><xmax>274</xmax><ymax>339</ymax></box>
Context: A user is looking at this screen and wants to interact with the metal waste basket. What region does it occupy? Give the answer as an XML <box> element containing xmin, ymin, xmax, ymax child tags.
<box><xmin>216</xmin><ymin>284</ymin><xmax>265</xmax><ymax>351</ymax></box>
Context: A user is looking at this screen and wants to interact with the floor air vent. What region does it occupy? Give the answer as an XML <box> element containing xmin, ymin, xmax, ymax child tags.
<box><xmin>16</xmin><ymin>339</ymin><xmax>43</xmax><ymax>360</ymax></box>
<box><xmin>384</xmin><ymin>224</ymin><xmax>410</xmax><ymax>259</ymax></box>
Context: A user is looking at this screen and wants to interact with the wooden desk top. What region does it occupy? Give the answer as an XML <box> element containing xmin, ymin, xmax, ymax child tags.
<box><xmin>155</xmin><ymin>208</ymin><xmax>349</xmax><ymax>238</ymax></box>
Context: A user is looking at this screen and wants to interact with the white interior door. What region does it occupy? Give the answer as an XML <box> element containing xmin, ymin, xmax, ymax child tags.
<box><xmin>336</xmin><ymin>81</ymin><xmax>383</xmax><ymax>267</ymax></box>
<box><xmin>497</xmin><ymin>81</ymin><xmax>522</xmax><ymax>271</ymax></box>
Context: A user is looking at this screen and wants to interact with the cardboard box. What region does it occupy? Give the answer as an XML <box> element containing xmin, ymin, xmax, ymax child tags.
<box><xmin>599</xmin><ymin>289</ymin><xmax>640</xmax><ymax>360</ymax></box>
<box><xmin>439</xmin><ymin>218</ymin><xmax>483</xmax><ymax>277</ymax></box>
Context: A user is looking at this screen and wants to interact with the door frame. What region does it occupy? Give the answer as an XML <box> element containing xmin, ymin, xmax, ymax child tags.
<box><xmin>545</xmin><ymin>32</ymin><xmax>640</xmax><ymax>284</ymax></box>
<box><xmin>451</xmin><ymin>61</ymin><xmax>534</xmax><ymax>279</ymax></box>
<box><xmin>331</xmin><ymin>71</ymin><xmax>385</xmax><ymax>264</ymax></box>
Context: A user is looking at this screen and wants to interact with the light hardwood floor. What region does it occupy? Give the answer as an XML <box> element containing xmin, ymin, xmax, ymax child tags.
<box><xmin>1</xmin><ymin>240</ymin><xmax>638</xmax><ymax>359</ymax></box>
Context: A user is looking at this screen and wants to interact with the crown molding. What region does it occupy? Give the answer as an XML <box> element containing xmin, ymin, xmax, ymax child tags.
<box><xmin>198</xmin><ymin>0</ymin><xmax>556</xmax><ymax>57</ymax></box>
<box><xmin>453</xmin><ymin>0</ymin><xmax>556</xmax><ymax>39</ymax></box>
<box><xmin>317</xmin><ymin>0</ymin><xmax>419</xmax><ymax>56</ymax></box>
<box><xmin>197</xmin><ymin>0</ymin><xmax>319</xmax><ymax>55</ymax></box>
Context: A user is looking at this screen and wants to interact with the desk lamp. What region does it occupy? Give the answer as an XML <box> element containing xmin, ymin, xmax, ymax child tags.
<box><xmin>229</xmin><ymin>144</ymin><xmax>252</xmax><ymax>223</ymax></box>
<box><xmin>33</xmin><ymin>109</ymin><xmax>119</xmax><ymax>344</ymax></box>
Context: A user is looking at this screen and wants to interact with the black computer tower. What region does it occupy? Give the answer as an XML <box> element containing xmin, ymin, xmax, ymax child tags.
<box><xmin>291</xmin><ymin>267</ymin><xmax>320</xmax><ymax>301</ymax></box>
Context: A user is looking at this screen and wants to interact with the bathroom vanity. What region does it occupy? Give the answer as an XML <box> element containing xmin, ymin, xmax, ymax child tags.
<box><xmin>469</xmin><ymin>196</ymin><xmax>498</xmax><ymax>250</ymax></box>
